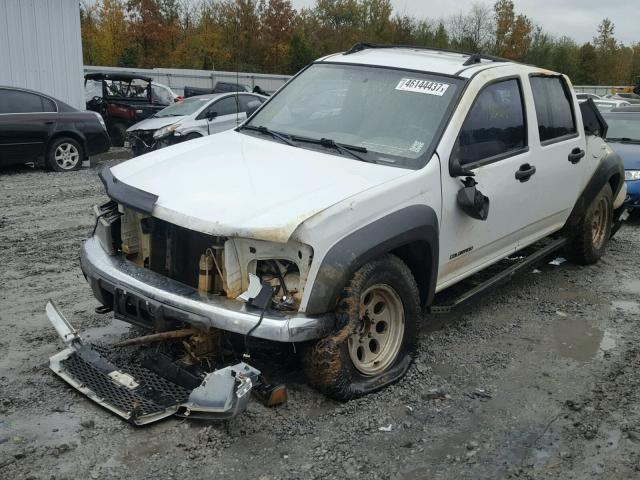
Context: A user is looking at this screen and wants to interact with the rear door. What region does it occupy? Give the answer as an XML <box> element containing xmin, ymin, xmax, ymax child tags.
<box><xmin>0</xmin><ymin>89</ymin><xmax>57</xmax><ymax>165</ymax></box>
<box><xmin>526</xmin><ymin>75</ymin><xmax>584</xmax><ymax>233</ymax></box>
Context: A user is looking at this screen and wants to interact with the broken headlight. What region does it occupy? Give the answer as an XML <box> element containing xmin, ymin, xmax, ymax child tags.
<box><xmin>223</xmin><ymin>238</ymin><xmax>313</xmax><ymax>311</ymax></box>
<box><xmin>153</xmin><ymin>123</ymin><xmax>180</xmax><ymax>140</ymax></box>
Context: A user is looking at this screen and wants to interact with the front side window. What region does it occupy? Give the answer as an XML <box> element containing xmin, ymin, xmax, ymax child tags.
<box><xmin>530</xmin><ymin>76</ymin><xmax>577</xmax><ymax>142</ymax></box>
<box><xmin>0</xmin><ymin>89</ymin><xmax>50</xmax><ymax>113</ymax></box>
<box><xmin>245</xmin><ymin>63</ymin><xmax>463</xmax><ymax>168</ymax></box>
<box><xmin>454</xmin><ymin>78</ymin><xmax>527</xmax><ymax>166</ymax></box>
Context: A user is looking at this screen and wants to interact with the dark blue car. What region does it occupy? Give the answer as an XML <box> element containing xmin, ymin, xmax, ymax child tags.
<box><xmin>603</xmin><ymin>107</ymin><xmax>640</xmax><ymax>209</ymax></box>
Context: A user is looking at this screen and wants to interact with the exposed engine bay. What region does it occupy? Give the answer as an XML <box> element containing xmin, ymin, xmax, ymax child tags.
<box><xmin>96</xmin><ymin>200</ymin><xmax>313</xmax><ymax>320</ymax></box>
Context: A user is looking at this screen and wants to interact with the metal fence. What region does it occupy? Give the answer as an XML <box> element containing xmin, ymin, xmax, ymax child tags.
<box><xmin>573</xmin><ymin>85</ymin><xmax>625</xmax><ymax>96</ymax></box>
<box><xmin>83</xmin><ymin>67</ymin><xmax>630</xmax><ymax>99</ymax></box>
<box><xmin>84</xmin><ymin>65</ymin><xmax>291</xmax><ymax>95</ymax></box>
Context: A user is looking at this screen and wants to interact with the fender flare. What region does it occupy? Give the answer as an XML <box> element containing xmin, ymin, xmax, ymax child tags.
<box><xmin>563</xmin><ymin>150</ymin><xmax>624</xmax><ymax>231</ymax></box>
<box><xmin>304</xmin><ymin>205</ymin><xmax>439</xmax><ymax>315</ymax></box>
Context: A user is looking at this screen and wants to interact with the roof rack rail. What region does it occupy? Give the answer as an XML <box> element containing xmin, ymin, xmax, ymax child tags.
<box><xmin>344</xmin><ymin>42</ymin><xmax>512</xmax><ymax>66</ymax></box>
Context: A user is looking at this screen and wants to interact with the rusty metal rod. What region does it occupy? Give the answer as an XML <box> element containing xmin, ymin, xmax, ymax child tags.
<box><xmin>112</xmin><ymin>328</ymin><xmax>198</xmax><ymax>348</ymax></box>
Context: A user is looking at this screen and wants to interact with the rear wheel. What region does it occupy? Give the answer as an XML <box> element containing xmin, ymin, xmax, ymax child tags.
<box><xmin>569</xmin><ymin>183</ymin><xmax>613</xmax><ymax>264</ymax></box>
<box><xmin>47</xmin><ymin>137</ymin><xmax>83</xmax><ymax>172</ymax></box>
<box><xmin>303</xmin><ymin>254</ymin><xmax>420</xmax><ymax>401</ymax></box>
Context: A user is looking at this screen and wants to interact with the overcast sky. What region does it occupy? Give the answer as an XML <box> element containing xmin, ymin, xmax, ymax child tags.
<box><xmin>290</xmin><ymin>0</ymin><xmax>637</xmax><ymax>45</ymax></box>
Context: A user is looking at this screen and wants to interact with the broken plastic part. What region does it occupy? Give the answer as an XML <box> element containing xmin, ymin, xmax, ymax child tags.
<box><xmin>180</xmin><ymin>363</ymin><xmax>261</xmax><ymax>420</ymax></box>
<box><xmin>46</xmin><ymin>301</ymin><xmax>81</xmax><ymax>347</ymax></box>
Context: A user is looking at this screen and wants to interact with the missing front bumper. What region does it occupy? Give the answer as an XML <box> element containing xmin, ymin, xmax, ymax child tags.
<box><xmin>46</xmin><ymin>301</ymin><xmax>266</xmax><ymax>425</ymax></box>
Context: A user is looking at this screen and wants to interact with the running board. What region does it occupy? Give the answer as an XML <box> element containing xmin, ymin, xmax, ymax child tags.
<box><xmin>429</xmin><ymin>237</ymin><xmax>568</xmax><ymax>314</ymax></box>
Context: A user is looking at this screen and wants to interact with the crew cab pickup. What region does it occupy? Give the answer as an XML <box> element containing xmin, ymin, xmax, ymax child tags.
<box><xmin>48</xmin><ymin>45</ymin><xmax>626</xmax><ymax>420</ymax></box>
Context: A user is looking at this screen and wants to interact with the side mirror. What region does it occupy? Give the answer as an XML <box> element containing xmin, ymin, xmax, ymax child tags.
<box><xmin>206</xmin><ymin>111</ymin><xmax>218</xmax><ymax>121</ymax></box>
<box><xmin>246</xmin><ymin>105</ymin><xmax>259</xmax><ymax>117</ymax></box>
<box><xmin>456</xmin><ymin>177</ymin><xmax>490</xmax><ymax>221</ymax></box>
<box><xmin>450</xmin><ymin>152</ymin><xmax>475</xmax><ymax>177</ymax></box>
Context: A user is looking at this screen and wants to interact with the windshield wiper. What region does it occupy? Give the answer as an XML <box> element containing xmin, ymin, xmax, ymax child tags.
<box><xmin>292</xmin><ymin>136</ymin><xmax>371</xmax><ymax>163</ymax></box>
<box><xmin>239</xmin><ymin>125</ymin><xmax>297</xmax><ymax>147</ymax></box>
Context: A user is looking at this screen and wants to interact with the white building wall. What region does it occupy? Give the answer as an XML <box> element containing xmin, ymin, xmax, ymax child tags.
<box><xmin>0</xmin><ymin>0</ymin><xmax>84</xmax><ymax>109</ymax></box>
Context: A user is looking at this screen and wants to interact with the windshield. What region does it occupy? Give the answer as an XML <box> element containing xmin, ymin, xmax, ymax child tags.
<box><xmin>245</xmin><ymin>63</ymin><xmax>462</xmax><ymax>168</ymax></box>
<box><xmin>604</xmin><ymin>114</ymin><xmax>640</xmax><ymax>142</ymax></box>
<box><xmin>154</xmin><ymin>96</ymin><xmax>211</xmax><ymax>117</ymax></box>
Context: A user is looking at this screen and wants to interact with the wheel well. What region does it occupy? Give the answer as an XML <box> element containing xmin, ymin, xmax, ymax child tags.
<box><xmin>47</xmin><ymin>132</ymin><xmax>87</xmax><ymax>159</ymax></box>
<box><xmin>390</xmin><ymin>241</ymin><xmax>432</xmax><ymax>306</ymax></box>
<box><xmin>609</xmin><ymin>173</ymin><xmax>621</xmax><ymax>196</ymax></box>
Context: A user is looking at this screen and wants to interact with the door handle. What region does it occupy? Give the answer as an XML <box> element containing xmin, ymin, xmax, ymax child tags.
<box><xmin>44</xmin><ymin>121</ymin><xmax>55</xmax><ymax>125</ymax></box>
<box><xmin>568</xmin><ymin>147</ymin><xmax>585</xmax><ymax>164</ymax></box>
<box><xmin>515</xmin><ymin>163</ymin><xmax>536</xmax><ymax>182</ymax></box>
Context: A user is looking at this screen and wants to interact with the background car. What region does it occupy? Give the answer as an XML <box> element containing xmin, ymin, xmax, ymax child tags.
<box><xmin>0</xmin><ymin>86</ymin><xmax>110</xmax><ymax>171</ymax></box>
<box><xmin>126</xmin><ymin>92</ymin><xmax>267</xmax><ymax>156</ymax></box>
<box><xmin>592</xmin><ymin>99</ymin><xmax>631</xmax><ymax>112</ymax></box>
<box><xmin>576</xmin><ymin>92</ymin><xmax>601</xmax><ymax>100</ymax></box>
<box><xmin>85</xmin><ymin>73</ymin><xmax>179</xmax><ymax>147</ymax></box>
<box><xmin>602</xmin><ymin>106</ymin><xmax>640</xmax><ymax>209</ymax></box>
<box><xmin>603</xmin><ymin>93</ymin><xmax>640</xmax><ymax>104</ymax></box>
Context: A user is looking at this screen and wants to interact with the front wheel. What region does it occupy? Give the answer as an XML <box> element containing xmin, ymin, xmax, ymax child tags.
<box><xmin>568</xmin><ymin>183</ymin><xmax>613</xmax><ymax>265</ymax></box>
<box><xmin>303</xmin><ymin>254</ymin><xmax>421</xmax><ymax>401</ymax></box>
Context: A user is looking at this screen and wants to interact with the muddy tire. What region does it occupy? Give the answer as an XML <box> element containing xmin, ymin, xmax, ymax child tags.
<box><xmin>569</xmin><ymin>183</ymin><xmax>613</xmax><ymax>265</ymax></box>
<box><xmin>47</xmin><ymin>137</ymin><xmax>83</xmax><ymax>172</ymax></box>
<box><xmin>302</xmin><ymin>254</ymin><xmax>420</xmax><ymax>401</ymax></box>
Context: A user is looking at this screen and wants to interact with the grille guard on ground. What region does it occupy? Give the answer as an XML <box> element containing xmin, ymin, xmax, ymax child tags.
<box><xmin>46</xmin><ymin>301</ymin><xmax>261</xmax><ymax>426</ymax></box>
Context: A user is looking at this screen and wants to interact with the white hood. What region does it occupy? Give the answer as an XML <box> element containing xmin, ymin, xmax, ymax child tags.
<box><xmin>110</xmin><ymin>130</ymin><xmax>410</xmax><ymax>242</ymax></box>
<box><xmin>127</xmin><ymin>115</ymin><xmax>187</xmax><ymax>132</ymax></box>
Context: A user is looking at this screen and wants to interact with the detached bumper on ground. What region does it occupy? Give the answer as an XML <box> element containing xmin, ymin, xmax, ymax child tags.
<box><xmin>80</xmin><ymin>237</ymin><xmax>334</xmax><ymax>342</ymax></box>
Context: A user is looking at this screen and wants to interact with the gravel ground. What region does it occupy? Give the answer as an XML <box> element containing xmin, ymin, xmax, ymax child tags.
<box><xmin>1</xmin><ymin>153</ymin><xmax>640</xmax><ymax>480</ymax></box>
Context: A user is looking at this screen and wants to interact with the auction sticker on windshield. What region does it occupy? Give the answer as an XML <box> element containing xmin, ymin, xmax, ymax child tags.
<box><xmin>396</xmin><ymin>78</ymin><xmax>450</xmax><ymax>96</ymax></box>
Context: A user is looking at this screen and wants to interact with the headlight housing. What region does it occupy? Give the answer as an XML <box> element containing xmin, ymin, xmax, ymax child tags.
<box><xmin>625</xmin><ymin>170</ymin><xmax>640</xmax><ymax>181</ymax></box>
<box><xmin>153</xmin><ymin>123</ymin><xmax>180</xmax><ymax>139</ymax></box>
<box><xmin>223</xmin><ymin>238</ymin><xmax>313</xmax><ymax>311</ymax></box>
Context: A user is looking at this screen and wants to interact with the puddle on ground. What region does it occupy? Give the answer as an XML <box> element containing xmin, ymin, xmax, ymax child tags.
<box><xmin>552</xmin><ymin>317</ymin><xmax>616</xmax><ymax>362</ymax></box>
<box><xmin>82</xmin><ymin>319</ymin><xmax>131</xmax><ymax>342</ymax></box>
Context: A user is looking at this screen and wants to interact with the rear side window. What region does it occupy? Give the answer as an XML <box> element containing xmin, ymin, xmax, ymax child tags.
<box><xmin>238</xmin><ymin>94</ymin><xmax>264</xmax><ymax>113</ymax></box>
<box><xmin>530</xmin><ymin>76</ymin><xmax>577</xmax><ymax>142</ymax></box>
<box><xmin>0</xmin><ymin>89</ymin><xmax>54</xmax><ymax>114</ymax></box>
<box><xmin>455</xmin><ymin>78</ymin><xmax>527</xmax><ymax>165</ymax></box>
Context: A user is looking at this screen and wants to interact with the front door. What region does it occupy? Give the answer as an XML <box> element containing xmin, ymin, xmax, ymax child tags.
<box><xmin>437</xmin><ymin>76</ymin><xmax>541</xmax><ymax>290</ymax></box>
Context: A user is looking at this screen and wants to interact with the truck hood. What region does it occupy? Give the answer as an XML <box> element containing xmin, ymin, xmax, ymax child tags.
<box><xmin>127</xmin><ymin>115</ymin><xmax>187</xmax><ymax>132</ymax></box>
<box><xmin>109</xmin><ymin>130</ymin><xmax>410</xmax><ymax>242</ymax></box>
<box><xmin>608</xmin><ymin>141</ymin><xmax>640</xmax><ymax>170</ymax></box>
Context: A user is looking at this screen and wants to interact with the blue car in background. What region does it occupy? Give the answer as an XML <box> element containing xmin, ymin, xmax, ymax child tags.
<box><xmin>603</xmin><ymin>107</ymin><xmax>640</xmax><ymax>210</ymax></box>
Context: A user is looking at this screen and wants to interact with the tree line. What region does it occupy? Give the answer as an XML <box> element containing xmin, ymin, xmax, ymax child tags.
<box><xmin>80</xmin><ymin>0</ymin><xmax>640</xmax><ymax>85</ymax></box>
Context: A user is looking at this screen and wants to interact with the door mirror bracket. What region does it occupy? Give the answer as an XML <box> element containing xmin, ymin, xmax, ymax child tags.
<box><xmin>450</xmin><ymin>154</ymin><xmax>475</xmax><ymax>178</ymax></box>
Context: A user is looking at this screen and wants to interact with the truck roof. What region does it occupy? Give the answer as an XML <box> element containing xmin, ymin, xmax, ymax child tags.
<box><xmin>320</xmin><ymin>43</ymin><xmax>549</xmax><ymax>79</ymax></box>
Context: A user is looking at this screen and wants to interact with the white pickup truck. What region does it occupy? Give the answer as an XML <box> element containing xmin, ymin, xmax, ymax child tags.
<box><xmin>47</xmin><ymin>44</ymin><xmax>626</xmax><ymax>423</ymax></box>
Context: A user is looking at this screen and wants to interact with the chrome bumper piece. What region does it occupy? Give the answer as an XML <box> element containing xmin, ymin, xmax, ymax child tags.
<box><xmin>80</xmin><ymin>237</ymin><xmax>333</xmax><ymax>342</ymax></box>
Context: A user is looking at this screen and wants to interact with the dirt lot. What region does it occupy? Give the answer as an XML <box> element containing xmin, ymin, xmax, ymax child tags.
<box><xmin>1</xmin><ymin>154</ymin><xmax>640</xmax><ymax>480</ymax></box>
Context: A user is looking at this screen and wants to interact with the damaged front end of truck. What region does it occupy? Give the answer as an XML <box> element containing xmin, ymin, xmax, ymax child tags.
<box><xmin>45</xmin><ymin>167</ymin><xmax>334</xmax><ymax>425</ymax></box>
